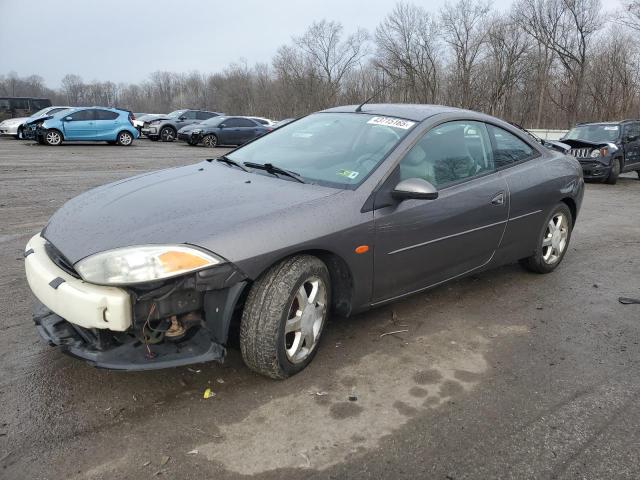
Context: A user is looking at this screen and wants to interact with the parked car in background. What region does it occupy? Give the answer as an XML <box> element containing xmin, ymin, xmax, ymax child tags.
<box><xmin>26</xmin><ymin>104</ymin><xmax>584</xmax><ymax>378</ymax></box>
<box><xmin>0</xmin><ymin>96</ymin><xmax>51</xmax><ymax>121</ymax></box>
<box><xmin>141</xmin><ymin>109</ymin><xmax>222</xmax><ymax>142</ymax></box>
<box><xmin>132</xmin><ymin>113</ymin><xmax>162</xmax><ymax>135</ymax></box>
<box><xmin>274</xmin><ymin>118</ymin><xmax>296</xmax><ymax>128</ymax></box>
<box><xmin>562</xmin><ymin>120</ymin><xmax>640</xmax><ymax>184</ymax></box>
<box><xmin>35</xmin><ymin>107</ymin><xmax>139</xmax><ymax>146</ymax></box>
<box><xmin>247</xmin><ymin>116</ymin><xmax>277</xmax><ymax>126</ymax></box>
<box><xmin>177</xmin><ymin>116</ymin><xmax>271</xmax><ymax>147</ymax></box>
<box><xmin>0</xmin><ymin>116</ymin><xmax>28</xmax><ymax>138</ymax></box>
<box><xmin>19</xmin><ymin>106</ymin><xmax>72</xmax><ymax>139</ymax></box>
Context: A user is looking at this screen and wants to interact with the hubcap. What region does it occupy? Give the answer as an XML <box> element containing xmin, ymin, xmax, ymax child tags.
<box><xmin>542</xmin><ymin>212</ymin><xmax>569</xmax><ymax>264</ymax></box>
<box><xmin>120</xmin><ymin>133</ymin><xmax>132</xmax><ymax>145</ymax></box>
<box><xmin>46</xmin><ymin>131</ymin><xmax>60</xmax><ymax>144</ymax></box>
<box><xmin>161</xmin><ymin>128</ymin><xmax>174</xmax><ymax>141</ymax></box>
<box><xmin>284</xmin><ymin>276</ymin><xmax>327</xmax><ymax>364</ymax></box>
<box><xmin>204</xmin><ymin>135</ymin><xmax>216</xmax><ymax>147</ymax></box>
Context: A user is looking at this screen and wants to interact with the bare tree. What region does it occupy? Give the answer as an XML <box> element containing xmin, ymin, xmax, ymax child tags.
<box><xmin>514</xmin><ymin>0</ymin><xmax>602</xmax><ymax>126</ymax></box>
<box><xmin>440</xmin><ymin>0</ymin><xmax>492</xmax><ymax>109</ymax></box>
<box><xmin>294</xmin><ymin>20</ymin><xmax>369</xmax><ymax>105</ymax></box>
<box><xmin>374</xmin><ymin>2</ymin><xmax>441</xmax><ymax>103</ymax></box>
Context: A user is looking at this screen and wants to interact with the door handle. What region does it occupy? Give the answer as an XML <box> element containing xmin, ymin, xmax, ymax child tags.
<box><xmin>491</xmin><ymin>192</ymin><xmax>505</xmax><ymax>206</ymax></box>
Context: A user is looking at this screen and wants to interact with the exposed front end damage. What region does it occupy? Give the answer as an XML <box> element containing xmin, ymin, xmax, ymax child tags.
<box><xmin>26</xmin><ymin>233</ymin><xmax>247</xmax><ymax>371</ymax></box>
<box><xmin>562</xmin><ymin>139</ymin><xmax>619</xmax><ymax>180</ymax></box>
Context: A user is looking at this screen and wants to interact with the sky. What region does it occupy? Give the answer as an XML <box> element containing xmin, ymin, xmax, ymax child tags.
<box><xmin>0</xmin><ymin>0</ymin><xmax>623</xmax><ymax>87</ymax></box>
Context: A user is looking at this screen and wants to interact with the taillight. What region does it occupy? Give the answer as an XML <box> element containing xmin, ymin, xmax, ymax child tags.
<box><xmin>128</xmin><ymin>112</ymin><xmax>135</xmax><ymax>125</ymax></box>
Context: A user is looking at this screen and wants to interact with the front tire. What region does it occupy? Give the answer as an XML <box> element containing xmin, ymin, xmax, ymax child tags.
<box><xmin>43</xmin><ymin>129</ymin><xmax>63</xmax><ymax>146</ymax></box>
<box><xmin>605</xmin><ymin>158</ymin><xmax>620</xmax><ymax>184</ymax></box>
<box><xmin>159</xmin><ymin>126</ymin><xmax>176</xmax><ymax>142</ymax></box>
<box><xmin>201</xmin><ymin>134</ymin><xmax>217</xmax><ymax>148</ymax></box>
<box><xmin>15</xmin><ymin>127</ymin><xmax>23</xmax><ymax>140</ymax></box>
<box><xmin>520</xmin><ymin>203</ymin><xmax>573</xmax><ymax>274</ymax></box>
<box><xmin>116</xmin><ymin>130</ymin><xmax>134</xmax><ymax>146</ymax></box>
<box><xmin>240</xmin><ymin>255</ymin><xmax>330</xmax><ymax>379</ymax></box>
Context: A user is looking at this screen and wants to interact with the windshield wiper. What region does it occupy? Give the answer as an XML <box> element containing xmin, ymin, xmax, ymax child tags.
<box><xmin>244</xmin><ymin>162</ymin><xmax>306</xmax><ymax>183</ymax></box>
<box><xmin>212</xmin><ymin>156</ymin><xmax>249</xmax><ymax>172</ymax></box>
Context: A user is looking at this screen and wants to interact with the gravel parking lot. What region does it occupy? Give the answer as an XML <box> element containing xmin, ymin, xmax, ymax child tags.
<box><xmin>1</xmin><ymin>137</ymin><xmax>639</xmax><ymax>480</ymax></box>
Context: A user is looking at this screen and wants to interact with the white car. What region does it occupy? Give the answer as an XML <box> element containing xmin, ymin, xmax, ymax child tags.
<box><xmin>0</xmin><ymin>117</ymin><xmax>28</xmax><ymax>138</ymax></box>
<box><xmin>246</xmin><ymin>116</ymin><xmax>277</xmax><ymax>127</ymax></box>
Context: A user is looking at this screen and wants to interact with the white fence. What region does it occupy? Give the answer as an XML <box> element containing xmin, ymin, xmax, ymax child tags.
<box><xmin>528</xmin><ymin>129</ymin><xmax>568</xmax><ymax>141</ymax></box>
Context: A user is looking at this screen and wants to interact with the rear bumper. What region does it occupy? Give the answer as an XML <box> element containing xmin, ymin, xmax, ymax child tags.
<box><xmin>34</xmin><ymin>302</ymin><xmax>226</xmax><ymax>370</ymax></box>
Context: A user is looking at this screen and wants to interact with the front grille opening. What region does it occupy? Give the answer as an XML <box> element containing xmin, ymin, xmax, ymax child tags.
<box><xmin>44</xmin><ymin>241</ymin><xmax>80</xmax><ymax>278</ymax></box>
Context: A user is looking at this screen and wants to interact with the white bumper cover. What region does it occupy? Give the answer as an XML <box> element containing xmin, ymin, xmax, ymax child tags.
<box><xmin>25</xmin><ymin>234</ymin><xmax>132</xmax><ymax>331</ymax></box>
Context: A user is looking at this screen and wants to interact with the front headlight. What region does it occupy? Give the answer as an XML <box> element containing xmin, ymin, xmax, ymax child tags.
<box><xmin>75</xmin><ymin>245</ymin><xmax>224</xmax><ymax>285</ymax></box>
<box><xmin>192</xmin><ymin>129</ymin><xmax>202</xmax><ymax>134</ymax></box>
<box><xmin>590</xmin><ymin>148</ymin><xmax>603</xmax><ymax>158</ymax></box>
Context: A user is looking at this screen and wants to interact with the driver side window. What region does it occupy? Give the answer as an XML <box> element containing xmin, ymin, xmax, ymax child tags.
<box><xmin>398</xmin><ymin>121</ymin><xmax>494</xmax><ymax>188</ymax></box>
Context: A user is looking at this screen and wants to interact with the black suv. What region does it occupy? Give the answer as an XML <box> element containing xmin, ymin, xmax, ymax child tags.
<box><xmin>562</xmin><ymin>120</ymin><xmax>640</xmax><ymax>184</ymax></box>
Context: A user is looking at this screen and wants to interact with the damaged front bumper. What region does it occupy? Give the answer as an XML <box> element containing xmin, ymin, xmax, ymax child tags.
<box><xmin>34</xmin><ymin>302</ymin><xmax>227</xmax><ymax>370</ymax></box>
<box><xmin>578</xmin><ymin>159</ymin><xmax>611</xmax><ymax>180</ymax></box>
<box><xmin>25</xmin><ymin>233</ymin><xmax>247</xmax><ymax>371</ymax></box>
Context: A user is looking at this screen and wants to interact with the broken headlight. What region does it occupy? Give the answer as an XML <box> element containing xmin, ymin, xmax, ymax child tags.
<box><xmin>75</xmin><ymin>245</ymin><xmax>224</xmax><ymax>285</ymax></box>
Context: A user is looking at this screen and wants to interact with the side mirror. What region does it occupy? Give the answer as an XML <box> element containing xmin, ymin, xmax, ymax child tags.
<box><xmin>179</xmin><ymin>116</ymin><xmax>186</xmax><ymax>121</ymax></box>
<box><xmin>392</xmin><ymin>178</ymin><xmax>438</xmax><ymax>201</ymax></box>
<box><xmin>219</xmin><ymin>123</ymin><xmax>226</xmax><ymax>129</ymax></box>
<box><xmin>64</xmin><ymin>116</ymin><xmax>72</xmax><ymax>122</ymax></box>
<box><xmin>626</xmin><ymin>134</ymin><xmax>639</xmax><ymax>142</ymax></box>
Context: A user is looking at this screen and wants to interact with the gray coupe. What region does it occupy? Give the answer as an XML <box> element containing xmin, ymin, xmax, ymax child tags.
<box><xmin>25</xmin><ymin>104</ymin><xmax>584</xmax><ymax>378</ymax></box>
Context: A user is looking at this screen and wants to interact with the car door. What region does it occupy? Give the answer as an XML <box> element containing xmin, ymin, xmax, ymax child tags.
<box><xmin>486</xmin><ymin>124</ymin><xmax>549</xmax><ymax>263</ymax></box>
<box><xmin>622</xmin><ymin>122</ymin><xmax>640</xmax><ymax>170</ymax></box>
<box><xmin>93</xmin><ymin>109</ymin><xmax>120</xmax><ymax>140</ymax></box>
<box><xmin>62</xmin><ymin>109</ymin><xmax>96</xmax><ymax>139</ymax></box>
<box><xmin>235</xmin><ymin>118</ymin><xmax>262</xmax><ymax>143</ymax></box>
<box><xmin>220</xmin><ymin>117</ymin><xmax>243</xmax><ymax>144</ymax></box>
<box><xmin>176</xmin><ymin>110</ymin><xmax>199</xmax><ymax>130</ymax></box>
<box><xmin>372</xmin><ymin>120</ymin><xmax>508</xmax><ymax>303</ymax></box>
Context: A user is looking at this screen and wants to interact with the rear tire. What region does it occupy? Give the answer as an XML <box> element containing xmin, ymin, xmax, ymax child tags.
<box><xmin>520</xmin><ymin>203</ymin><xmax>572</xmax><ymax>274</ymax></box>
<box><xmin>43</xmin><ymin>129</ymin><xmax>63</xmax><ymax>146</ymax></box>
<box><xmin>116</xmin><ymin>130</ymin><xmax>134</xmax><ymax>146</ymax></box>
<box><xmin>202</xmin><ymin>134</ymin><xmax>217</xmax><ymax>148</ymax></box>
<box><xmin>240</xmin><ymin>255</ymin><xmax>330</xmax><ymax>379</ymax></box>
<box><xmin>159</xmin><ymin>126</ymin><xmax>176</xmax><ymax>142</ymax></box>
<box><xmin>605</xmin><ymin>158</ymin><xmax>620</xmax><ymax>184</ymax></box>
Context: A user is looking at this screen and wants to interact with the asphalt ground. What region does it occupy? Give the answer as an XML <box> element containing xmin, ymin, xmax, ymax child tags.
<box><xmin>1</xmin><ymin>136</ymin><xmax>639</xmax><ymax>479</ymax></box>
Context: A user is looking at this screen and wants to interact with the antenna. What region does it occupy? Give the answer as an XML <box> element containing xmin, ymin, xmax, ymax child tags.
<box><xmin>355</xmin><ymin>78</ymin><xmax>398</xmax><ymax>112</ymax></box>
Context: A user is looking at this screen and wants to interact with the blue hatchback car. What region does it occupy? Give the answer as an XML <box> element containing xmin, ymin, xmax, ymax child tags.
<box><xmin>36</xmin><ymin>107</ymin><xmax>139</xmax><ymax>146</ymax></box>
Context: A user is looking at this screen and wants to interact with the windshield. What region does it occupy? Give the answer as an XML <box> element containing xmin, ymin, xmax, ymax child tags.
<box><xmin>227</xmin><ymin>112</ymin><xmax>416</xmax><ymax>188</ymax></box>
<box><xmin>167</xmin><ymin>110</ymin><xmax>187</xmax><ymax>118</ymax></box>
<box><xmin>564</xmin><ymin>124</ymin><xmax>620</xmax><ymax>143</ymax></box>
<box><xmin>31</xmin><ymin>107</ymin><xmax>51</xmax><ymax>118</ymax></box>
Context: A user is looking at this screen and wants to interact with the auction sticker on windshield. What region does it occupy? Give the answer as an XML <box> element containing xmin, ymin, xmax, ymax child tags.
<box><xmin>604</xmin><ymin>126</ymin><xmax>619</xmax><ymax>131</ymax></box>
<box><xmin>367</xmin><ymin>117</ymin><xmax>416</xmax><ymax>130</ymax></box>
<box><xmin>337</xmin><ymin>169</ymin><xmax>359</xmax><ymax>179</ymax></box>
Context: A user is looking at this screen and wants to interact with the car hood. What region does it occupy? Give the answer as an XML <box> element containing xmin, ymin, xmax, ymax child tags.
<box><xmin>138</xmin><ymin>114</ymin><xmax>162</xmax><ymax>122</ymax></box>
<box><xmin>1</xmin><ymin>117</ymin><xmax>27</xmax><ymax>126</ymax></box>
<box><xmin>43</xmin><ymin>161</ymin><xmax>340</xmax><ymax>264</ymax></box>
<box><xmin>561</xmin><ymin>138</ymin><xmax>615</xmax><ymax>149</ymax></box>
<box><xmin>178</xmin><ymin>123</ymin><xmax>204</xmax><ymax>133</ymax></box>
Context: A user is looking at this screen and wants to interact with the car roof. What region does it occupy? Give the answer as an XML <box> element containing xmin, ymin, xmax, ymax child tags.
<box><xmin>321</xmin><ymin>103</ymin><xmax>468</xmax><ymax>122</ymax></box>
<box><xmin>577</xmin><ymin>120</ymin><xmax>640</xmax><ymax>126</ymax></box>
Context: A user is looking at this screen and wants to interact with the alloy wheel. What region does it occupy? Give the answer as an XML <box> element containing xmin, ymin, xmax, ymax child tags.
<box><xmin>203</xmin><ymin>135</ymin><xmax>217</xmax><ymax>147</ymax></box>
<box><xmin>119</xmin><ymin>132</ymin><xmax>133</xmax><ymax>146</ymax></box>
<box><xmin>160</xmin><ymin>127</ymin><xmax>175</xmax><ymax>142</ymax></box>
<box><xmin>284</xmin><ymin>276</ymin><xmax>327</xmax><ymax>364</ymax></box>
<box><xmin>46</xmin><ymin>131</ymin><xmax>61</xmax><ymax>145</ymax></box>
<box><xmin>541</xmin><ymin>212</ymin><xmax>569</xmax><ymax>264</ymax></box>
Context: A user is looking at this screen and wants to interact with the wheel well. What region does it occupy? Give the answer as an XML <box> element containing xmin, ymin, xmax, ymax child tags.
<box><xmin>161</xmin><ymin>125</ymin><xmax>176</xmax><ymax>132</ymax></box>
<box><xmin>251</xmin><ymin>250</ymin><xmax>354</xmax><ymax>317</ymax></box>
<box><xmin>561</xmin><ymin>197</ymin><xmax>577</xmax><ymax>226</ymax></box>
